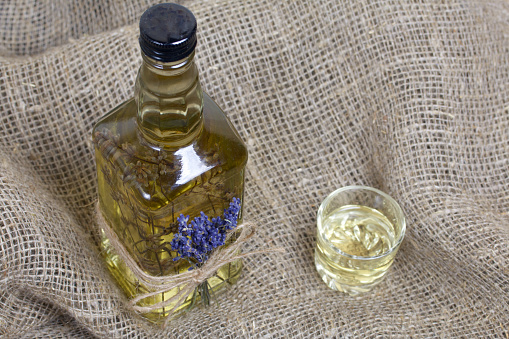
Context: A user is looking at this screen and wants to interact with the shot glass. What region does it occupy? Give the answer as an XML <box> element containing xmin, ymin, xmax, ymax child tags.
<box><xmin>314</xmin><ymin>186</ymin><xmax>406</xmax><ymax>295</ymax></box>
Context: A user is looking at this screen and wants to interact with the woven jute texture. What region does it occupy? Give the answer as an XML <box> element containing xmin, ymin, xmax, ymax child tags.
<box><xmin>1</xmin><ymin>0</ymin><xmax>508</xmax><ymax>337</ymax></box>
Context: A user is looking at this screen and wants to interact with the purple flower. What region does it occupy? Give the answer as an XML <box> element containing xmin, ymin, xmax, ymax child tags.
<box><xmin>170</xmin><ymin>198</ymin><xmax>241</xmax><ymax>267</ymax></box>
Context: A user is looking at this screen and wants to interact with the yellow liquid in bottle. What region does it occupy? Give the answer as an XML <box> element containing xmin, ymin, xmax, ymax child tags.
<box><xmin>94</xmin><ymin>94</ymin><xmax>247</xmax><ymax>323</ymax></box>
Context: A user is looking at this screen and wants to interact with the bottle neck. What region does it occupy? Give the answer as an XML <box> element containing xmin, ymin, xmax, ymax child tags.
<box><xmin>135</xmin><ymin>51</ymin><xmax>203</xmax><ymax>146</ymax></box>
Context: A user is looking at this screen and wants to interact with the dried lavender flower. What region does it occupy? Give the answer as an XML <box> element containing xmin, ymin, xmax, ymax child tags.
<box><xmin>171</xmin><ymin>198</ymin><xmax>241</xmax><ymax>267</ymax></box>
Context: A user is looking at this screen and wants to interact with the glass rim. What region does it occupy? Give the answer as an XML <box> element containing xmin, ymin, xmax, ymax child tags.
<box><xmin>317</xmin><ymin>185</ymin><xmax>406</xmax><ymax>261</ymax></box>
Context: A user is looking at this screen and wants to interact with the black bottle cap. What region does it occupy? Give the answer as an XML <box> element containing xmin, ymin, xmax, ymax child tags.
<box><xmin>139</xmin><ymin>3</ymin><xmax>197</xmax><ymax>62</ymax></box>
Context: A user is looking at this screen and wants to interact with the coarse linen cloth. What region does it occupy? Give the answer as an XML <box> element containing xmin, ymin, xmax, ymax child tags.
<box><xmin>0</xmin><ymin>0</ymin><xmax>508</xmax><ymax>337</ymax></box>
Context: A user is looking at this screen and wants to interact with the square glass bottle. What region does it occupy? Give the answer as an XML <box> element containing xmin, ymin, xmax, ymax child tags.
<box><xmin>92</xmin><ymin>3</ymin><xmax>247</xmax><ymax>323</ymax></box>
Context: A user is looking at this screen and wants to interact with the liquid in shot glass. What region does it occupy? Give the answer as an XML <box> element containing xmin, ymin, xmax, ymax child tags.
<box><xmin>314</xmin><ymin>186</ymin><xmax>406</xmax><ymax>295</ymax></box>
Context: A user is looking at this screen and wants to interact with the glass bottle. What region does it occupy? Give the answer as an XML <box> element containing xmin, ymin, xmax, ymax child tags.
<box><xmin>92</xmin><ymin>3</ymin><xmax>247</xmax><ymax>323</ymax></box>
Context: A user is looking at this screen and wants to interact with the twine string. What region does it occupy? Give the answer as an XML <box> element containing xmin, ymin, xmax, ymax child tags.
<box><xmin>96</xmin><ymin>203</ymin><xmax>284</xmax><ymax>323</ymax></box>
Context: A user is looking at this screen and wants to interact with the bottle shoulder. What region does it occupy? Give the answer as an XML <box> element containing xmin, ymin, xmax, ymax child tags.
<box><xmin>93</xmin><ymin>93</ymin><xmax>247</xmax><ymax>165</ymax></box>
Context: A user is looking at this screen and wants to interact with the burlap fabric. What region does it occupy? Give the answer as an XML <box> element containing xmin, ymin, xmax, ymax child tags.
<box><xmin>0</xmin><ymin>0</ymin><xmax>508</xmax><ymax>337</ymax></box>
